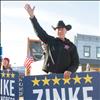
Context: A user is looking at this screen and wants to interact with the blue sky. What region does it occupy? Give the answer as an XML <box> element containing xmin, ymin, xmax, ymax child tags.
<box><xmin>1</xmin><ymin>1</ymin><xmax>100</xmax><ymax>66</ymax></box>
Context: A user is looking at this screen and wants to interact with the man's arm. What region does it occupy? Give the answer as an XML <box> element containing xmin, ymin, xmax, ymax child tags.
<box><xmin>24</xmin><ymin>4</ymin><xmax>55</xmax><ymax>44</ymax></box>
<box><xmin>30</xmin><ymin>16</ymin><xmax>55</xmax><ymax>44</ymax></box>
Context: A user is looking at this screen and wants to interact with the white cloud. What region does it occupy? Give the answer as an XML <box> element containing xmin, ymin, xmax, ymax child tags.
<box><xmin>1</xmin><ymin>7</ymin><xmax>29</xmax><ymax>19</ymax></box>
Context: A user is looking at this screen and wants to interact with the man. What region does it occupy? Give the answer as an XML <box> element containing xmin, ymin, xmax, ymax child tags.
<box><xmin>24</xmin><ymin>4</ymin><xmax>79</xmax><ymax>78</ymax></box>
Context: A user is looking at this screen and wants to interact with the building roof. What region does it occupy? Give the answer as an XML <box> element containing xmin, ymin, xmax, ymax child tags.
<box><xmin>75</xmin><ymin>34</ymin><xmax>100</xmax><ymax>42</ymax></box>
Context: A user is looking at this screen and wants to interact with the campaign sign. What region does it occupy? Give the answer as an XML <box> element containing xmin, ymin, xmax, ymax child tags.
<box><xmin>0</xmin><ymin>70</ymin><xmax>19</xmax><ymax>100</ymax></box>
<box><xmin>23</xmin><ymin>72</ymin><xmax>100</xmax><ymax>100</ymax></box>
<box><xmin>19</xmin><ymin>76</ymin><xmax>24</xmax><ymax>97</ymax></box>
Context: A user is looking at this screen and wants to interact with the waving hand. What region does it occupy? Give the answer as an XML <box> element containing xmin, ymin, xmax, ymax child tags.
<box><xmin>24</xmin><ymin>4</ymin><xmax>35</xmax><ymax>17</ymax></box>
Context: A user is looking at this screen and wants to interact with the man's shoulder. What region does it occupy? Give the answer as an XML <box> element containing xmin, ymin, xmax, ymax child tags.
<box><xmin>65</xmin><ymin>38</ymin><xmax>74</xmax><ymax>45</ymax></box>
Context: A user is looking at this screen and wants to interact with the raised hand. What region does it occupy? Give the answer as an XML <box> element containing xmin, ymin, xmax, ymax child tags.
<box><xmin>24</xmin><ymin>4</ymin><xmax>35</xmax><ymax>17</ymax></box>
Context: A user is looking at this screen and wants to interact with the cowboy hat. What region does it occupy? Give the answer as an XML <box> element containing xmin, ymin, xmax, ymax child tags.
<box><xmin>52</xmin><ymin>20</ymin><xmax>72</xmax><ymax>31</ymax></box>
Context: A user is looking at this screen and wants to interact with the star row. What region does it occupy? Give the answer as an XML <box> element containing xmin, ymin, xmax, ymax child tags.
<box><xmin>31</xmin><ymin>74</ymin><xmax>93</xmax><ymax>86</ymax></box>
<box><xmin>0</xmin><ymin>72</ymin><xmax>16</xmax><ymax>78</ymax></box>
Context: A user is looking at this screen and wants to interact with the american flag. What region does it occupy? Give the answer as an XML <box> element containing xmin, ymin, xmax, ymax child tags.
<box><xmin>24</xmin><ymin>57</ymin><xmax>34</xmax><ymax>70</ymax></box>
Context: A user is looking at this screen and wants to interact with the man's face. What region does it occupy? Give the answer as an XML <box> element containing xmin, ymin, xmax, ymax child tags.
<box><xmin>57</xmin><ymin>27</ymin><xmax>67</xmax><ymax>39</ymax></box>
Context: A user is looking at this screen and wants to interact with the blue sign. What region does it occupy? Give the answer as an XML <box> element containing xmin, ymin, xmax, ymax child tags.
<box><xmin>23</xmin><ymin>72</ymin><xmax>100</xmax><ymax>100</ymax></box>
<box><xmin>19</xmin><ymin>76</ymin><xmax>24</xmax><ymax>97</ymax></box>
<box><xmin>0</xmin><ymin>70</ymin><xmax>19</xmax><ymax>100</ymax></box>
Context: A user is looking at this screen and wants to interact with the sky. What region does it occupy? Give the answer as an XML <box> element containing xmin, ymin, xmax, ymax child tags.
<box><xmin>1</xmin><ymin>1</ymin><xmax>100</xmax><ymax>66</ymax></box>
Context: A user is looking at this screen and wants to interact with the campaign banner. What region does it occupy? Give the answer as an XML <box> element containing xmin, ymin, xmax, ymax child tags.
<box><xmin>0</xmin><ymin>70</ymin><xmax>19</xmax><ymax>100</ymax></box>
<box><xmin>19</xmin><ymin>75</ymin><xmax>24</xmax><ymax>97</ymax></box>
<box><xmin>23</xmin><ymin>72</ymin><xmax>100</xmax><ymax>100</ymax></box>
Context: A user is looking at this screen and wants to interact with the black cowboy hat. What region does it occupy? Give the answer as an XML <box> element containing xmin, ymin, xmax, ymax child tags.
<box><xmin>52</xmin><ymin>20</ymin><xmax>72</xmax><ymax>31</ymax></box>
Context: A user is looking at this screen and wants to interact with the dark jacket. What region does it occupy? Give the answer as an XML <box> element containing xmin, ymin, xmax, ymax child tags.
<box><xmin>3</xmin><ymin>66</ymin><xmax>12</xmax><ymax>72</ymax></box>
<box><xmin>30</xmin><ymin>16</ymin><xmax>79</xmax><ymax>73</ymax></box>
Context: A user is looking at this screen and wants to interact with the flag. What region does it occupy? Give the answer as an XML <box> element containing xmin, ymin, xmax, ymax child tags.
<box><xmin>24</xmin><ymin>57</ymin><xmax>34</xmax><ymax>71</ymax></box>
